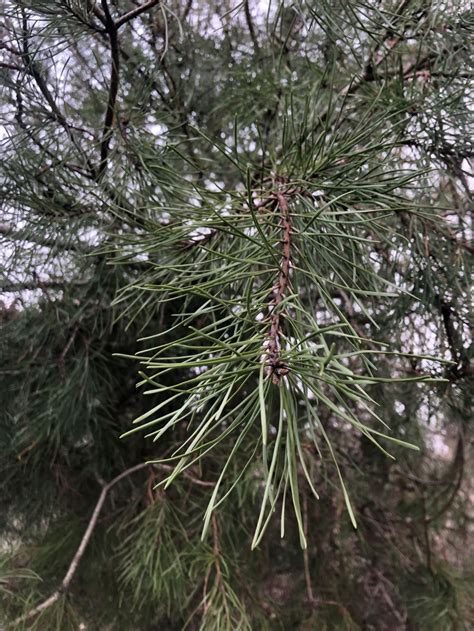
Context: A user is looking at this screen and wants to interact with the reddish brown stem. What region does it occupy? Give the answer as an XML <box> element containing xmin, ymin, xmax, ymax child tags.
<box><xmin>265</xmin><ymin>191</ymin><xmax>291</xmax><ymax>385</ymax></box>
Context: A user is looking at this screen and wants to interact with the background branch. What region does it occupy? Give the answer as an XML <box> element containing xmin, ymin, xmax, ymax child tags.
<box><xmin>115</xmin><ymin>0</ymin><xmax>160</xmax><ymax>29</ymax></box>
<box><xmin>10</xmin><ymin>463</ymin><xmax>151</xmax><ymax>627</ymax></box>
<box><xmin>98</xmin><ymin>0</ymin><xmax>120</xmax><ymax>178</ymax></box>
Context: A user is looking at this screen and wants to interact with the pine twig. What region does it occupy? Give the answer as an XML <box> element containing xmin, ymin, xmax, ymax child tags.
<box><xmin>8</xmin><ymin>460</ymin><xmax>214</xmax><ymax>626</ymax></box>
<box><xmin>0</xmin><ymin>223</ymin><xmax>93</xmax><ymax>255</ymax></box>
<box><xmin>9</xmin><ymin>463</ymin><xmax>150</xmax><ymax>627</ymax></box>
<box><xmin>98</xmin><ymin>0</ymin><xmax>162</xmax><ymax>177</ymax></box>
<box><xmin>243</xmin><ymin>0</ymin><xmax>259</xmax><ymax>52</ymax></box>
<box><xmin>115</xmin><ymin>0</ymin><xmax>160</xmax><ymax>29</ymax></box>
<box><xmin>265</xmin><ymin>190</ymin><xmax>292</xmax><ymax>385</ymax></box>
<box><xmin>303</xmin><ymin>495</ymin><xmax>315</xmax><ymax>606</ymax></box>
<box><xmin>426</xmin><ymin>434</ymin><xmax>465</xmax><ymax>524</ymax></box>
<box><xmin>19</xmin><ymin>10</ymin><xmax>97</xmax><ymax>177</ymax></box>
<box><xmin>98</xmin><ymin>0</ymin><xmax>120</xmax><ymax>178</ymax></box>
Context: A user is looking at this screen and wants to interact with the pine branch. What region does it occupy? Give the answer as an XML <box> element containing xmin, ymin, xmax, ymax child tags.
<box><xmin>8</xmin><ymin>460</ymin><xmax>214</xmax><ymax>627</ymax></box>
<box><xmin>9</xmin><ymin>463</ymin><xmax>150</xmax><ymax>627</ymax></box>
<box><xmin>1</xmin><ymin>2</ymin><xmax>471</xmax><ymax>624</ymax></box>
<box><xmin>182</xmin><ymin>0</ymin><xmax>193</xmax><ymax>21</ymax></box>
<box><xmin>19</xmin><ymin>10</ymin><xmax>97</xmax><ymax>177</ymax></box>
<box><xmin>98</xmin><ymin>0</ymin><xmax>162</xmax><ymax>177</ymax></box>
<box><xmin>264</xmin><ymin>190</ymin><xmax>292</xmax><ymax>385</ymax></box>
<box><xmin>243</xmin><ymin>0</ymin><xmax>259</xmax><ymax>53</ymax></box>
<box><xmin>0</xmin><ymin>279</ymin><xmax>76</xmax><ymax>293</ymax></box>
<box><xmin>115</xmin><ymin>0</ymin><xmax>160</xmax><ymax>29</ymax></box>
<box><xmin>98</xmin><ymin>0</ymin><xmax>120</xmax><ymax>178</ymax></box>
<box><xmin>426</xmin><ymin>435</ymin><xmax>465</xmax><ymax>524</ymax></box>
<box><xmin>0</xmin><ymin>223</ymin><xmax>93</xmax><ymax>255</ymax></box>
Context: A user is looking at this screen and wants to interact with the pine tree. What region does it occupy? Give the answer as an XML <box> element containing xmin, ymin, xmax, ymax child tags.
<box><xmin>0</xmin><ymin>1</ymin><xmax>472</xmax><ymax>629</ymax></box>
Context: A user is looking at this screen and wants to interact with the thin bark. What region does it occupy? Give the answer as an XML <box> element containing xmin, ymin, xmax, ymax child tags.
<box><xmin>303</xmin><ymin>496</ymin><xmax>315</xmax><ymax>606</ymax></box>
<box><xmin>98</xmin><ymin>0</ymin><xmax>120</xmax><ymax>178</ymax></box>
<box><xmin>265</xmin><ymin>190</ymin><xmax>292</xmax><ymax>385</ymax></box>
<box><xmin>244</xmin><ymin>0</ymin><xmax>259</xmax><ymax>52</ymax></box>
<box><xmin>115</xmin><ymin>0</ymin><xmax>160</xmax><ymax>29</ymax></box>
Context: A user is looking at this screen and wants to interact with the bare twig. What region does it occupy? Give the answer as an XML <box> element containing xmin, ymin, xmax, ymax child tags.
<box><xmin>303</xmin><ymin>495</ymin><xmax>315</xmax><ymax>606</ymax></box>
<box><xmin>115</xmin><ymin>0</ymin><xmax>160</xmax><ymax>29</ymax></box>
<box><xmin>182</xmin><ymin>0</ymin><xmax>193</xmax><ymax>21</ymax></box>
<box><xmin>243</xmin><ymin>0</ymin><xmax>259</xmax><ymax>52</ymax></box>
<box><xmin>373</xmin><ymin>569</ymin><xmax>407</xmax><ymax>626</ymax></box>
<box><xmin>439</xmin><ymin>299</ymin><xmax>460</xmax><ymax>364</ymax></box>
<box><xmin>421</xmin><ymin>495</ymin><xmax>432</xmax><ymax>572</ymax></box>
<box><xmin>8</xmin><ymin>458</ymin><xmax>214</xmax><ymax>626</ymax></box>
<box><xmin>0</xmin><ymin>61</ymin><xmax>23</xmax><ymax>71</ymax></box>
<box><xmin>19</xmin><ymin>10</ymin><xmax>97</xmax><ymax>177</ymax></box>
<box><xmin>59</xmin><ymin>324</ymin><xmax>80</xmax><ymax>365</ymax></box>
<box><xmin>90</xmin><ymin>3</ymin><xmax>107</xmax><ymax>26</ymax></box>
<box><xmin>0</xmin><ymin>280</ymin><xmax>75</xmax><ymax>293</ymax></box>
<box><xmin>426</xmin><ymin>434</ymin><xmax>465</xmax><ymax>523</ymax></box>
<box><xmin>98</xmin><ymin>0</ymin><xmax>120</xmax><ymax>178</ymax></box>
<box><xmin>155</xmin><ymin>462</ymin><xmax>216</xmax><ymax>488</ymax></box>
<box><xmin>10</xmin><ymin>463</ymin><xmax>150</xmax><ymax>627</ymax></box>
<box><xmin>97</xmin><ymin>0</ymin><xmax>160</xmax><ymax>177</ymax></box>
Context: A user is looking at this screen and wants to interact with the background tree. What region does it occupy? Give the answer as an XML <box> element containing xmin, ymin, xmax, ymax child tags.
<box><xmin>0</xmin><ymin>1</ymin><xmax>472</xmax><ymax>629</ymax></box>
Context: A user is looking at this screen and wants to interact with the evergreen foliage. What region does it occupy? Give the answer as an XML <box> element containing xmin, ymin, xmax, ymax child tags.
<box><xmin>0</xmin><ymin>1</ymin><xmax>472</xmax><ymax>628</ymax></box>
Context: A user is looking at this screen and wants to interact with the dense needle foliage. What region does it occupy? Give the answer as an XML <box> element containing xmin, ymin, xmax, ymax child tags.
<box><xmin>0</xmin><ymin>1</ymin><xmax>472</xmax><ymax>629</ymax></box>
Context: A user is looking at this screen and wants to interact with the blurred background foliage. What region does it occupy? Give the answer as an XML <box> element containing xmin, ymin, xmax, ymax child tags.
<box><xmin>0</xmin><ymin>0</ymin><xmax>472</xmax><ymax>628</ymax></box>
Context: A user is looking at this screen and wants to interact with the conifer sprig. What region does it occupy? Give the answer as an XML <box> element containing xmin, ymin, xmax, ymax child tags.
<box><xmin>115</xmin><ymin>110</ymin><xmax>450</xmax><ymax>545</ymax></box>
